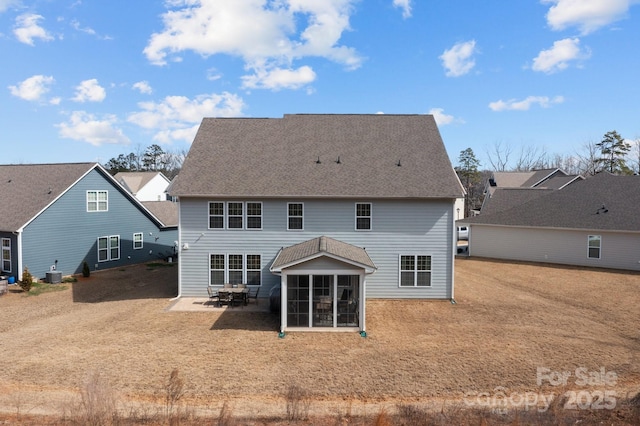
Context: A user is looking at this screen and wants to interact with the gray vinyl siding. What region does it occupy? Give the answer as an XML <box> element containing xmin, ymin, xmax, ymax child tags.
<box><xmin>179</xmin><ymin>198</ymin><xmax>454</xmax><ymax>299</ymax></box>
<box><xmin>469</xmin><ymin>224</ymin><xmax>640</xmax><ymax>271</ymax></box>
<box><xmin>21</xmin><ymin>169</ymin><xmax>178</xmax><ymax>280</ymax></box>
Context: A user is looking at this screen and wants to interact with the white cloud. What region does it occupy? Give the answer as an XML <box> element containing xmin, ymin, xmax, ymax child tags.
<box><xmin>532</xmin><ymin>38</ymin><xmax>590</xmax><ymax>73</ymax></box>
<box><xmin>72</xmin><ymin>79</ymin><xmax>106</xmax><ymax>103</ymax></box>
<box><xmin>13</xmin><ymin>13</ymin><xmax>54</xmax><ymax>45</ymax></box>
<box><xmin>127</xmin><ymin>92</ymin><xmax>245</xmax><ymax>144</ymax></box>
<box><xmin>206</xmin><ymin>68</ymin><xmax>222</xmax><ymax>81</ymax></box>
<box><xmin>8</xmin><ymin>74</ymin><xmax>55</xmax><ymax>101</ymax></box>
<box><xmin>143</xmin><ymin>0</ymin><xmax>362</xmax><ymax>90</ymax></box>
<box><xmin>132</xmin><ymin>81</ymin><xmax>153</xmax><ymax>94</ymax></box>
<box><xmin>440</xmin><ymin>40</ymin><xmax>477</xmax><ymax>77</ymax></box>
<box><xmin>489</xmin><ymin>95</ymin><xmax>565</xmax><ymax>112</ymax></box>
<box><xmin>428</xmin><ymin>108</ymin><xmax>461</xmax><ymax>126</ymax></box>
<box><xmin>70</xmin><ymin>19</ymin><xmax>112</xmax><ymax>40</ymax></box>
<box><xmin>0</xmin><ymin>0</ymin><xmax>20</xmax><ymax>13</ymax></box>
<box><xmin>542</xmin><ymin>0</ymin><xmax>634</xmax><ymax>34</ymax></box>
<box><xmin>241</xmin><ymin>65</ymin><xmax>316</xmax><ymax>90</ymax></box>
<box><xmin>57</xmin><ymin>111</ymin><xmax>130</xmax><ymax>146</ymax></box>
<box><xmin>393</xmin><ymin>0</ymin><xmax>412</xmax><ymax>18</ymax></box>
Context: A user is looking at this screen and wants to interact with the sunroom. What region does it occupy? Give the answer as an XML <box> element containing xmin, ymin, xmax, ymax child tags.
<box><xmin>270</xmin><ymin>236</ymin><xmax>377</xmax><ymax>335</ymax></box>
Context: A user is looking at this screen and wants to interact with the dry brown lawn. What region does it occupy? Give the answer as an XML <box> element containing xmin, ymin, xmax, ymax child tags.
<box><xmin>0</xmin><ymin>258</ymin><xmax>638</xmax><ymax>421</ymax></box>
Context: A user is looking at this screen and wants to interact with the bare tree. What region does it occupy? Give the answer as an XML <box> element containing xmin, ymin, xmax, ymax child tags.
<box><xmin>575</xmin><ymin>140</ymin><xmax>601</xmax><ymax>177</ymax></box>
<box><xmin>513</xmin><ymin>145</ymin><xmax>549</xmax><ymax>171</ymax></box>
<box><xmin>485</xmin><ymin>140</ymin><xmax>512</xmax><ymax>172</ymax></box>
<box><xmin>629</xmin><ymin>138</ymin><xmax>640</xmax><ymax>175</ymax></box>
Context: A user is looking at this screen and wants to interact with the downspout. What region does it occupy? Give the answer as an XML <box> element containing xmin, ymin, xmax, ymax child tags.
<box><xmin>169</xmin><ymin>199</ymin><xmax>182</xmax><ymax>301</ymax></box>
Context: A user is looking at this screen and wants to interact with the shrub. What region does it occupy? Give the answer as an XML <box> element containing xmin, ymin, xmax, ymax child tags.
<box><xmin>19</xmin><ymin>267</ymin><xmax>33</xmax><ymax>292</ymax></box>
<box><xmin>82</xmin><ymin>261</ymin><xmax>91</xmax><ymax>277</ymax></box>
<box><xmin>285</xmin><ymin>384</ymin><xmax>311</xmax><ymax>421</ymax></box>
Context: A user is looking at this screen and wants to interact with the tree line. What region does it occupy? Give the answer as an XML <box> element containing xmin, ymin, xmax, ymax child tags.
<box><xmin>103</xmin><ymin>144</ymin><xmax>186</xmax><ymax>180</ymax></box>
<box><xmin>456</xmin><ymin>130</ymin><xmax>639</xmax><ymax>216</ymax></box>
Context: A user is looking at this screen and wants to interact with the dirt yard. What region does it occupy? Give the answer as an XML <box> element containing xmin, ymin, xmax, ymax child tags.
<box><xmin>0</xmin><ymin>258</ymin><xmax>638</xmax><ymax>420</ymax></box>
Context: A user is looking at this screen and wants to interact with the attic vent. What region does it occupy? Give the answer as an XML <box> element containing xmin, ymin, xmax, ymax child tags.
<box><xmin>489</xmin><ymin>178</ymin><xmax>496</xmax><ymax>187</ymax></box>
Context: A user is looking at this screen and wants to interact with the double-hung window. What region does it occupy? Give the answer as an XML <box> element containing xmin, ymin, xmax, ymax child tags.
<box><xmin>209</xmin><ymin>202</ymin><xmax>224</xmax><ymax>229</ymax></box>
<box><xmin>356</xmin><ymin>203</ymin><xmax>371</xmax><ymax>230</ymax></box>
<box><xmin>288</xmin><ymin>203</ymin><xmax>303</xmax><ymax>230</ymax></box>
<box><xmin>246</xmin><ymin>202</ymin><xmax>262</xmax><ymax>229</ymax></box>
<box><xmin>227</xmin><ymin>202</ymin><xmax>244</xmax><ymax>229</ymax></box>
<box><xmin>209</xmin><ymin>254</ymin><xmax>262</xmax><ymax>286</ymax></box>
<box><xmin>209</xmin><ymin>201</ymin><xmax>263</xmax><ymax>230</ymax></box>
<box><xmin>1</xmin><ymin>238</ymin><xmax>11</xmax><ymax>272</ymax></box>
<box><xmin>400</xmin><ymin>255</ymin><xmax>432</xmax><ymax>287</ymax></box>
<box><xmin>87</xmin><ymin>190</ymin><xmax>108</xmax><ymax>212</ymax></box>
<box><xmin>133</xmin><ymin>232</ymin><xmax>143</xmax><ymax>250</ymax></box>
<box><xmin>98</xmin><ymin>235</ymin><xmax>120</xmax><ymax>262</ymax></box>
<box><xmin>588</xmin><ymin>235</ymin><xmax>601</xmax><ymax>259</ymax></box>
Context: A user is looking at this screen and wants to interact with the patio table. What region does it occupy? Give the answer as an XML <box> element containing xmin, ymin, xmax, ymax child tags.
<box><xmin>217</xmin><ymin>287</ymin><xmax>249</xmax><ymax>307</ymax></box>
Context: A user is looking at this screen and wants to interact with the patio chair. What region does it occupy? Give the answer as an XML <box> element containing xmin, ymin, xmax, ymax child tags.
<box><xmin>218</xmin><ymin>290</ymin><xmax>232</xmax><ymax>307</ymax></box>
<box><xmin>232</xmin><ymin>291</ymin><xmax>246</xmax><ymax>308</ymax></box>
<box><xmin>247</xmin><ymin>287</ymin><xmax>260</xmax><ymax>305</ymax></box>
<box><xmin>223</xmin><ymin>283</ymin><xmax>234</xmax><ymax>289</ymax></box>
<box><xmin>206</xmin><ymin>286</ymin><xmax>218</xmax><ymax>306</ymax></box>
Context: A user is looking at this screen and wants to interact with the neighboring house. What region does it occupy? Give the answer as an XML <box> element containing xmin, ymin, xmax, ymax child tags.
<box><xmin>459</xmin><ymin>173</ymin><xmax>640</xmax><ymax>271</ymax></box>
<box><xmin>169</xmin><ymin>114</ymin><xmax>464</xmax><ymax>334</ymax></box>
<box><xmin>0</xmin><ymin>163</ymin><xmax>178</xmax><ymax>282</ymax></box>
<box><xmin>115</xmin><ymin>171</ymin><xmax>171</xmax><ymax>201</ymax></box>
<box><xmin>481</xmin><ymin>168</ymin><xmax>582</xmax><ymax>213</ymax></box>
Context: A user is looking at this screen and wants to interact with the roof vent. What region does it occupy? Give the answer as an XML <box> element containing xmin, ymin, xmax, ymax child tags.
<box><xmin>396</xmin><ymin>159</ymin><xmax>402</xmax><ymax>167</ymax></box>
<box><xmin>335</xmin><ymin>156</ymin><xmax>341</xmax><ymax>164</ymax></box>
<box><xmin>489</xmin><ymin>178</ymin><xmax>496</xmax><ymax>187</ymax></box>
<box><xmin>315</xmin><ymin>156</ymin><xmax>322</xmax><ymax>164</ymax></box>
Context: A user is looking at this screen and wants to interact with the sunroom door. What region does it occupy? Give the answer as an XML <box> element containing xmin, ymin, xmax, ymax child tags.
<box><xmin>312</xmin><ymin>275</ymin><xmax>333</xmax><ymax>327</ymax></box>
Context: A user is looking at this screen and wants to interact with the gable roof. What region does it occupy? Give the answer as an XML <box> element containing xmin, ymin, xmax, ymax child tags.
<box><xmin>464</xmin><ymin>173</ymin><xmax>640</xmax><ymax>232</ymax></box>
<box><xmin>170</xmin><ymin>114</ymin><xmax>463</xmax><ymax>199</ymax></box>
<box><xmin>0</xmin><ymin>163</ymin><xmax>172</xmax><ymax>232</ymax></box>
<box><xmin>0</xmin><ymin>163</ymin><xmax>97</xmax><ymax>232</ymax></box>
<box><xmin>115</xmin><ymin>172</ymin><xmax>170</xmax><ymax>195</ymax></box>
<box><xmin>270</xmin><ymin>236</ymin><xmax>377</xmax><ymax>273</ymax></box>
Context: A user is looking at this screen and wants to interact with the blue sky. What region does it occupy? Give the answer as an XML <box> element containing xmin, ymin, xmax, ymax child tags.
<box><xmin>2</xmin><ymin>0</ymin><xmax>639</xmax><ymax>169</ymax></box>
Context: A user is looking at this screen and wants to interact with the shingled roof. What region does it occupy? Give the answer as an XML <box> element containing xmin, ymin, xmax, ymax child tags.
<box><xmin>270</xmin><ymin>236</ymin><xmax>377</xmax><ymax>272</ymax></box>
<box><xmin>0</xmin><ymin>163</ymin><xmax>97</xmax><ymax>232</ymax></box>
<box><xmin>170</xmin><ymin>114</ymin><xmax>463</xmax><ymax>199</ymax></box>
<box><xmin>115</xmin><ymin>172</ymin><xmax>169</xmax><ymax>196</ymax></box>
<box><xmin>465</xmin><ymin>173</ymin><xmax>640</xmax><ymax>232</ymax></box>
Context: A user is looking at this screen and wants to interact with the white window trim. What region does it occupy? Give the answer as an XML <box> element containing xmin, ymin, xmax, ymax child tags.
<box><xmin>209</xmin><ymin>253</ymin><xmax>262</xmax><ymax>286</ymax></box>
<box><xmin>2</xmin><ymin>237</ymin><xmax>11</xmax><ymax>273</ymax></box>
<box><xmin>208</xmin><ymin>201</ymin><xmax>225</xmax><ymax>230</ymax></box>
<box><xmin>133</xmin><ymin>232</ymin><xmax>143</xmax><ymax>250</ymax></box>
<box><xmin>246</xmin><ymin>201</ymin><xmax>263</xmax><ymax>230</ymax></box>
<box><xmin>227</xmin><ymin>202</ymin><xmax>244</xmax><ymax>230</ymax></box>
<box><xmin>87</xmin><ymin>190</ymin><xmax>108</xmax><ymax>212</ymax></box>
<box><xmin>98</xmin><ymin>235</ymin><xmax>120</xmax><ymax>262</ymax></box>
<box><xmin>208</xmin><ymin>201</ymin><xmax>263</xmax><ymax>230</ymax></box>
<box><xmin>355</xmin><ymin>202</ymin><xmax>372</xmax><ymax>231</ymax></box>
<box><xmin>587</xmin><ymin>235</ymin><xmax>601</xmax><ymax>259</ymax></box>
<box><xmin>287</xmin><ymin>202</ymin><xmax>304</xmax><ymax>231</ymax></box>
<box><xmin>398</xmin><ymin>254</ymin><xmax>432</xmax><ymax>287</ymax></box>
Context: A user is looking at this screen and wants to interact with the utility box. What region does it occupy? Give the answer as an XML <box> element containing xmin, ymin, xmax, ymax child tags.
<box><xmin>46</xmin><ymin>271</ymin><xmax>62</xmax><ymax>284</ymax></box>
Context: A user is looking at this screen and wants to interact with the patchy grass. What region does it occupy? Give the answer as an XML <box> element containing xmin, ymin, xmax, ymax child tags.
<box><xmin>25</xmin><ymin>281</ymin><xmax>68</xmax><ymax>296</ymax></box>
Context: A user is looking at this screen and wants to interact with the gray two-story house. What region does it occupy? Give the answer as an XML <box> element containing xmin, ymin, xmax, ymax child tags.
<box><xmin>0</xmin><ymin>163</ymin><xmax>178</xmax><ymax>282</ymax></box>
<box><xmin>169</xmin><ymin>114</ymin><xmax>464</xmax><ymax>334</ymax></box>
